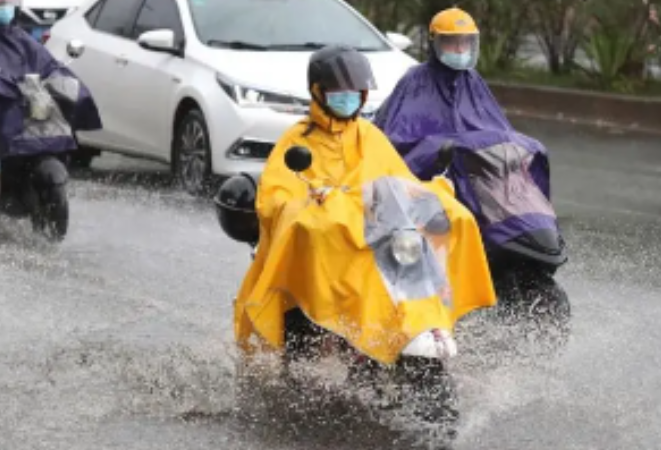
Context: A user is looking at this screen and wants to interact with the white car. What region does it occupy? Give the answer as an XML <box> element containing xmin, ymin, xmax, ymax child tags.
<box><xmin>46</xmin><ymin>0</ymin><xmax>418</xmax><ymax>195</ymax></box>
<box><xmin>16</xmin><ymin>0</ymin><xmax>85</xmax><ymax>43</ymax></box>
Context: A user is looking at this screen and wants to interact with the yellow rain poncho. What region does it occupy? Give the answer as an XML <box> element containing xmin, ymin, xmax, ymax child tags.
<box><xmin>234</xmin><ymin>99</ymin><xmax>496</xmax><ymax>365</ymax></box>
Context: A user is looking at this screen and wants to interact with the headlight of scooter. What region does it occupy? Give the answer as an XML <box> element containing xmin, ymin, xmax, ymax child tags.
<box><xmin>391</xmin><ymin>230</ymin><xmax>423</xmax><ymax>266</ymax></box>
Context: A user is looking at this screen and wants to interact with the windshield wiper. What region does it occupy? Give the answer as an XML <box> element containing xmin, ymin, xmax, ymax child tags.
<box><xmin>207</xmin><ymin>40</ymin><xmax>386</xmax><ymax>52</ymax></box>
<box><xmin>207</xmin><ymin>40</ymin><xmax>269</xmax><ymax>50</ymax></box>
<box><xmin>265</xmin><ymin>42</ymin><xmax>329</xmax><ymax>51</ymax></box>
<box><xmin>267</xmin><ymin>43</ymin><xmax>386</xmax><ymax>52</ymax></box>
<box><xmin>353</xmin><ymin>46</ymin><xmax>385</xmax><ymax>52</ymax></box>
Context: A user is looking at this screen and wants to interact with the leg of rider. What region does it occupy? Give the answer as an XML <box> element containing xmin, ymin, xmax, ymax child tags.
<box><xmin>32</xmin><ymin>154</ymin><xmax>68</xmax><ymax>190</ymax></box>
<box><xmin>22</xmin><ymin>157</ymin><xmax>39</xmax><ymax>218</ymax></box>
<box><xmin>284</xmin><ymin>308</ymin><xmax>325</xmax><ymax>362</ymax></box>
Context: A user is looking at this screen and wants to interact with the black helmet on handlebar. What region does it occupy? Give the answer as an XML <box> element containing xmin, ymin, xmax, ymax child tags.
<box><xmin>213</xmin><ymin>173</ymin><xmax>260</xmax><ymax>245</ymax></box>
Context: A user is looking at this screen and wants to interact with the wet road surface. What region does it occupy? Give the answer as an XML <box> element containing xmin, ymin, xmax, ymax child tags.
<box><xmin>1</xmin><ymin>118</ymin><xmax>660</xmax><ymax>450</ymax></box>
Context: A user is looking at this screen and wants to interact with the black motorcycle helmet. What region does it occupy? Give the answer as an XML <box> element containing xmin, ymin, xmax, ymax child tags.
<box><xmin>307</xmin><ymin>45</ymin><xmax>377</xmax><ymax>119</ymax></box>
<box><xmin>213</xmin><ymin>173</ymin><xmax>260</xmax><ymax>245</ymax></box>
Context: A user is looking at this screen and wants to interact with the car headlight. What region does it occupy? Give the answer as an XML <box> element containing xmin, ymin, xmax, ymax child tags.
<box><xmin>391</xmin><ymin>229</ymin><xmax>423</xmax><ymax>266</ymax></box>
<box><xmin>216</xmin><ymin>72</ymin><xmax>309</xmax><ymax>114</ymax></box>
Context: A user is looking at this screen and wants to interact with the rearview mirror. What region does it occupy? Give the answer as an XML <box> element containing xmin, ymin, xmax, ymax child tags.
<box><xmin>66</xmin><ymin>39</ymin><xmax>85</xmax><ymax>59</ymax></box>
<box><xmin>285</xmin><ymin>146</ymin><xmax>312</xmax><ymax>173</ymax></box>
<box><xmin>137</xmin><ymin>29</ymin><xmax>180</xmax><ymax>55</ymax></box>
<box><xmin>386</xmin><ymin>32</ymin><xmax>412</xmax><ymax>51</ymax></box>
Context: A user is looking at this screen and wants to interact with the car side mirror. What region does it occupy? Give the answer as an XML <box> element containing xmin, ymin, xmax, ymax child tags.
<box><xmin>385</xmin><ymin>32</ymin><xmax>413</xmax><ymax>51</ymax></box>
<box><xmin>137</xmin><ymin>29</ymin><xmax>181</xmax><ymax>56</ymax></box>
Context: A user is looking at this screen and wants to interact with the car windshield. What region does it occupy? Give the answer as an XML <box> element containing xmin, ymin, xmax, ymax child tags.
<box><xmin>186</xmin><ymin>0</ymin><xmax>390</xmax><ymax>51</ymax></box>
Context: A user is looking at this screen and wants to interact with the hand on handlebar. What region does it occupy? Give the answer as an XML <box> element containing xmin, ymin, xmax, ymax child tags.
<box><xmin>436</xmin><ymin>141</ymin><xmax>456</xmax><ymax>175</ymax></box>
<box><xmin>309</xmin><ymin>179</ymin><xmax>332</xmax><ymax>204</ymax></box>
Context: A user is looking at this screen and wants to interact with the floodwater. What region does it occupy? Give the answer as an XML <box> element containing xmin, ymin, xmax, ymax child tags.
<box><xmin>1</xmin><ymin>118</ymin><xmax>660</xmax><ymax>450</ymax></box>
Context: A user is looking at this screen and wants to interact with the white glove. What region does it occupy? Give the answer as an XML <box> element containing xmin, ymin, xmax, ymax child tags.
<box><xmin>402</xmin><ymin>329</ymin><xmax>458</xmax><ymax>360</ymax></box>
<box><xmin>433</xmin><ymin>329</ymin><xmax>458</xmax><ymax>359</ymax></box>
<box><xmin>28</xmin><ymin>89</ymin><xmax>55</xmax><ymax>121</ymax></box>
<box><xmin>310</xmin><ymin>186</ymin><xmax>333</xmax><ymax>204</ymax></box>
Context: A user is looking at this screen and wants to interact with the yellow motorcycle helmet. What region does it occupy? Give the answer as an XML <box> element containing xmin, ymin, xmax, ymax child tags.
<box><xmin>429</xmin><ymin>7</ymin><xmax>480</xmax><ymax>71</ymax></box>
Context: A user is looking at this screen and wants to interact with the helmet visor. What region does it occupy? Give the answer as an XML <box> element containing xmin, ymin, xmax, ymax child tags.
<box><xmin>313</xmin><ymin>50</ymin><xmax>377</xmax><ymax>91</ymax></box>
<box><xmin>432</xmin><ymin>34</ymin><xmax>479</xmax><ymax>71</ymax></box>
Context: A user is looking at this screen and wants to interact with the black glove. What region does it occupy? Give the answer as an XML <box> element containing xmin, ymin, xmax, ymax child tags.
<box><xmin>436</xmin><ymin>141</ymin><xmax>455</xmax><ymax>174</ymax></box>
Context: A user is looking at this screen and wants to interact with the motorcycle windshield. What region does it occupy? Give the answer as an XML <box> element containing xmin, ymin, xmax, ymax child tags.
<box><xmin>462</xmin><ymin>142</ymin><xmax>554</xmax><ymax>225</ymax></box>
<box><xmin>17</xmin><ymin>75</ymin><xmax>75</xmax><ymax>145</ymax></box>
<box><xmin>457</xmin><ymin>141</ymin><xmax>558</xmax><ymax>247</ymax></box>
<box><xmin>362</xmin><ymin>176</ymin><xmax>452</xmax><ymax>308</ymax></box>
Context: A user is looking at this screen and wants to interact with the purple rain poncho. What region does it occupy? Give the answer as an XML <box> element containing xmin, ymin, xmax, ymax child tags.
<box><xmin>373</xmin><ymin>57</ymin><xmax>559</xmax><ymax>249</ymax></box>
<box><xmin>0</xmin><ymin>25</ymin><xmax>102</xmax><ymax>158</ymax></box>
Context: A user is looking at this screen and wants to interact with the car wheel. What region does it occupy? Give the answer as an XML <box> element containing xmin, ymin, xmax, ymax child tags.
<box><xmin>70</xmin><ymin>137</ymin><xmax>101</xmax><ymax>170</ymax></box>
<box><xmin>69</xmin><ymin>152</ymin><xmax>95</xmax><ymax>170</ymax></box>
<box><xmin>173</xmin><ymin>109</ymin><xmax>211</xmax><ymax>196</ymax></box>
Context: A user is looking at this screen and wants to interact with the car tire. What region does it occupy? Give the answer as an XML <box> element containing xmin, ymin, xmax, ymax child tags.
<box><xmin>69</xmin><ymin>152</ymin><xmax>95</xmax><ymax>170</ymax></box>
<box><xmin>172</xmin><ymin>108</ymin><xmax>212</xmax><ymax>197</ymax></box>
<box><xmin>70</xmin><ymin>136</ymin><xmax>101</xmax><ymax>170</ymax></box>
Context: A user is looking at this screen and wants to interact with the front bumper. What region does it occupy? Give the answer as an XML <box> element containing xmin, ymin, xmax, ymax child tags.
<box><xmin>209</xmin><ymin>104</ymin><xmax>303</xmax><ymax>177</ymax></box>
<box><xmin>210</xmin><ymin>105</ymin><xmax>378</xmax><ymax>178</ymax></box>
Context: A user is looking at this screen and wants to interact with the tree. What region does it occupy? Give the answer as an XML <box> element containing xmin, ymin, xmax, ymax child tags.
<box><xmin>345</xmin><ymin>0</ymin><xmax>455</xmax><ymax>58</ymax></box>
<box><xmin>579</xmin><ymin>0</ymin><xmax>659</xmax><ymax>89</ymax></box>
<box><xmin>529</xmin><ymin>0</ymin><xmax>595</xmax><ymax>74</ymax></box>
<box><xmin>345</xmin><ymin>0</ymin><xmax>421</xmax><ymax>33</ymax></box>
<box><xmin>455</xmin><ymin>0</ymin><xmax>533</xmax><ymax>73</ymax></box>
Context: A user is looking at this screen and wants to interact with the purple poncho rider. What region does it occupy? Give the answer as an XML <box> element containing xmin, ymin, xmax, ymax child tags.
<box><xmin>373</xmin><ymin>7</ymin><xmax>559</xmax><ymax>253</ymax></box>
<box><xmin>0</xmin><ymin>0</ymin><xmax>101</xmax><ymax>160</ymax></box>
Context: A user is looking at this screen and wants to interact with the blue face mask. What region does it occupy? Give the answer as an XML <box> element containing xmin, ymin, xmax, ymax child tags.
<box><xmin>0</xmin><ymin>5</ymin><xmax>15</xmax><ymax>25</ymax></box>
<box><xmin>326</xmin><ymin>91</ymin><xmax>362</xmax><ymax>118</ymax></box>
<box><xmin>440</xmin><ymin>52</ymin><xmax>472</xmax><ymax>71</ymax></box>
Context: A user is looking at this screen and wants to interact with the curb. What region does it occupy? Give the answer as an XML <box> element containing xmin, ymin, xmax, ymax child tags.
<box><xmin>501</xmin><ymin>107</ymin><xmax>661</xmax><ymax>136</ymax></box>
<box><xmin>487</xmin><ymin>81</ymin><xmax>661</xmax><ymax>136</ymax></box>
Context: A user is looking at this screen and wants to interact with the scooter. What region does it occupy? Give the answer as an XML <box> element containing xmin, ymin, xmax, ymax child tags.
<box><xmin>436</xmin><ymin>141</ymin><xmax>570</xmax><ymax>328</ymax></box>
<box><xmin>0</xmin><ymin>40</ymin><xmax>86</xmax><ymax>242</ymax></box>
<box><xmin>214</xmin><ymin>146</ymin><xmax>462</xmax><ymax>441</ymax></box>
